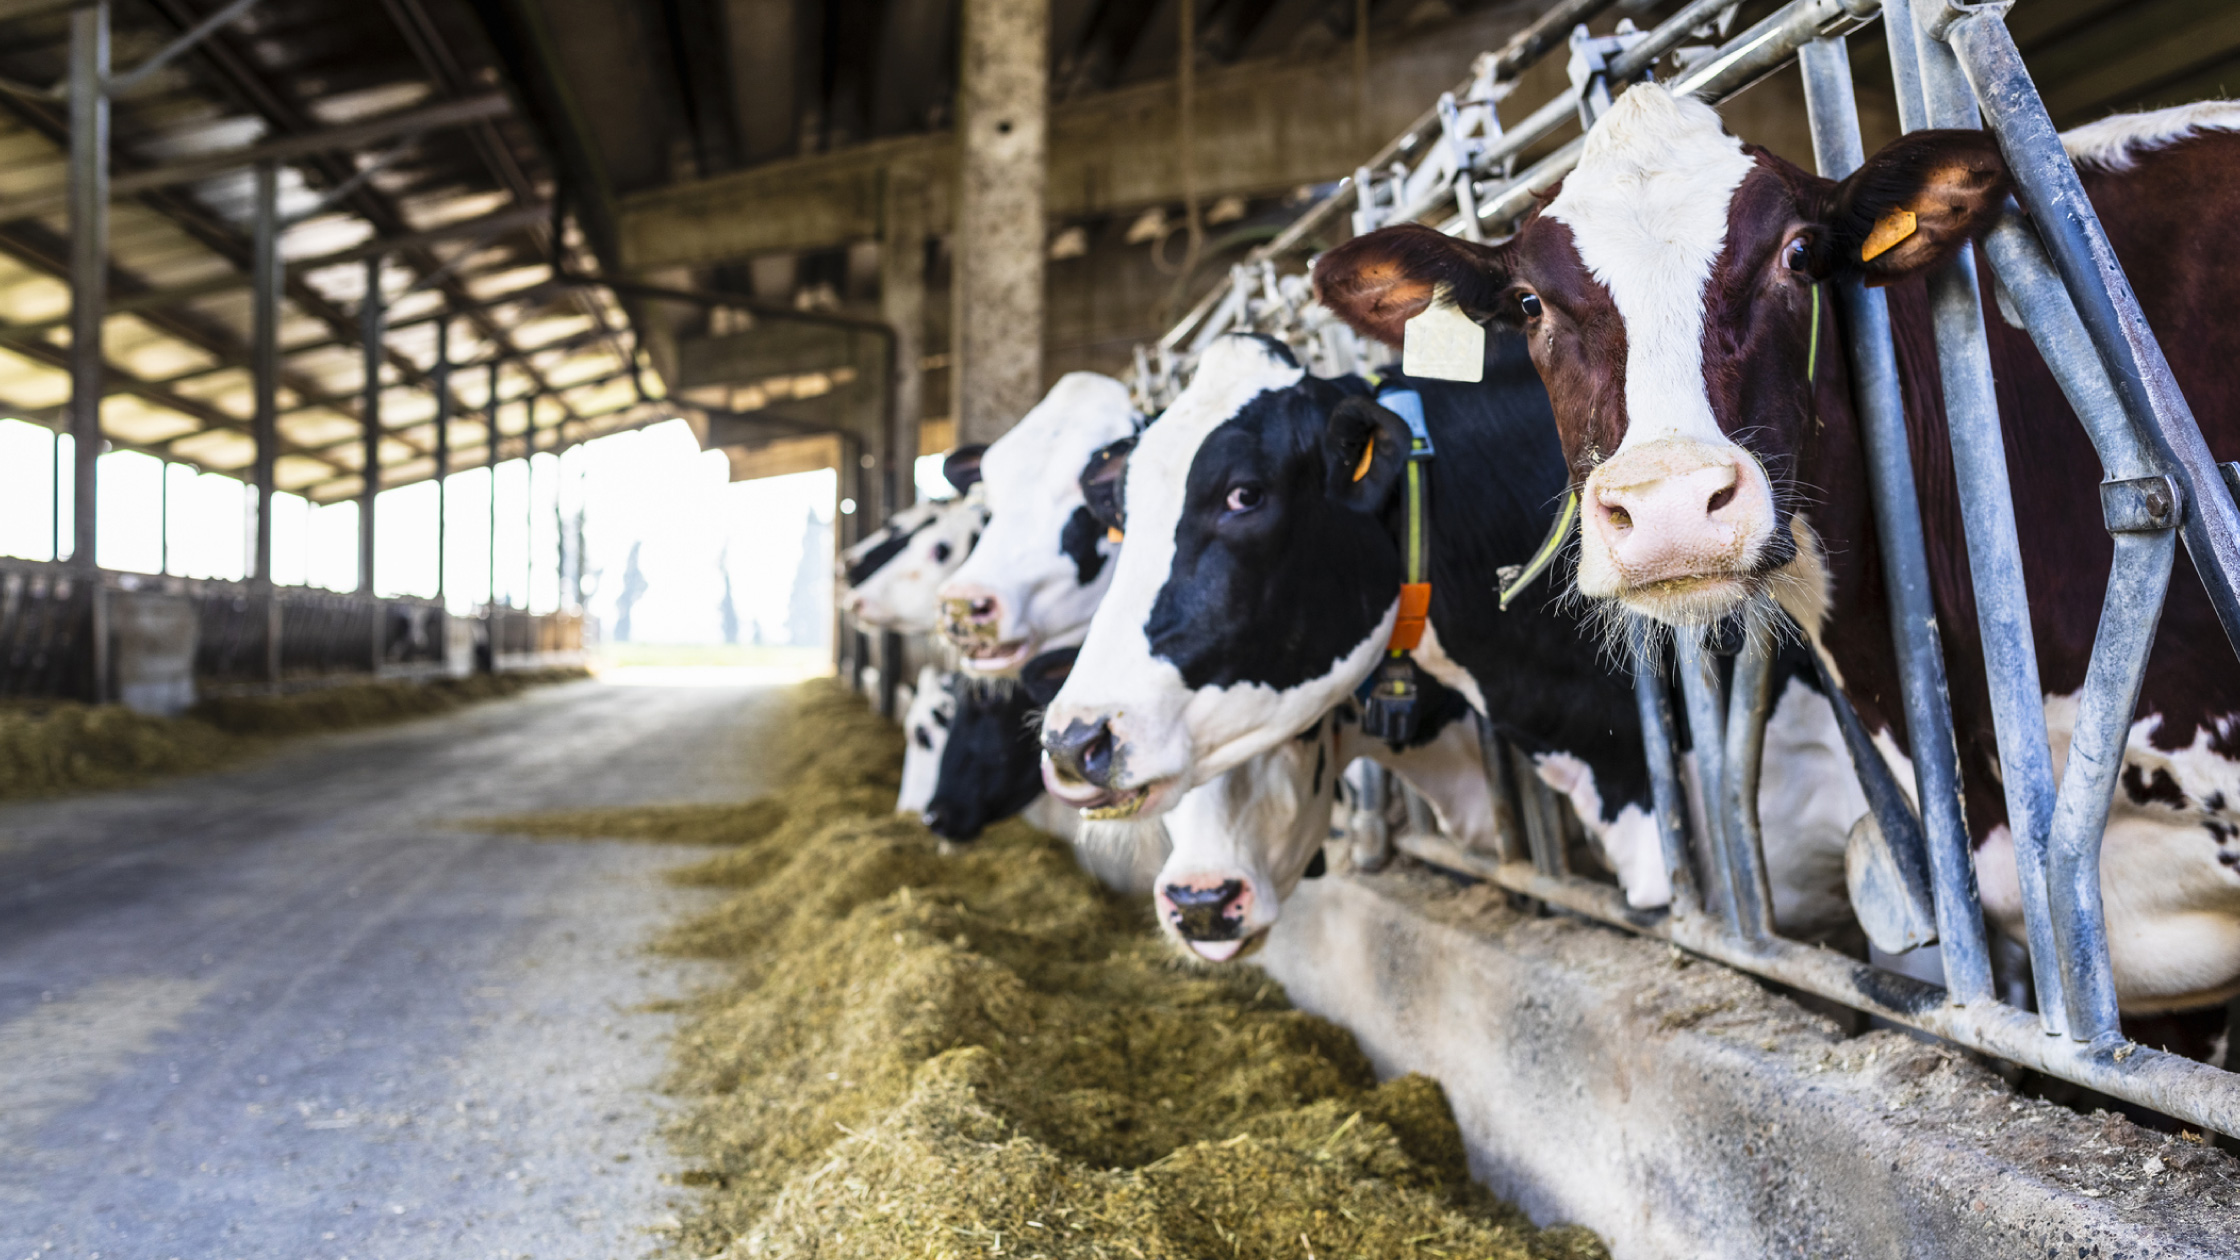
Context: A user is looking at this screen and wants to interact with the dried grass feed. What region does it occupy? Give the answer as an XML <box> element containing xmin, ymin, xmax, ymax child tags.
<box><xmin>509</xmin><ymin>679</ymin><xmax>1608</xmax><ymax>1260</ymax></box>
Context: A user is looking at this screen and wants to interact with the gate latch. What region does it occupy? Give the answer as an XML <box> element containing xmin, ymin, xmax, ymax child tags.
<box><xmin>2100</xmin><ymin>474</ymin><xmax>2182</xmax><ymax>534</ymax></box>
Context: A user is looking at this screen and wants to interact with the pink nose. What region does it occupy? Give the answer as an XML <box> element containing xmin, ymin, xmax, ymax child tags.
<box><xmin>1584</xmin><ymin>447</ymin><xmax>1762</xmax><ymax>589</ymax></box>
<box><xmin>939</xmin><ymin>585</ymin><xmax>1001</xmax><ymax>627</ymax></box>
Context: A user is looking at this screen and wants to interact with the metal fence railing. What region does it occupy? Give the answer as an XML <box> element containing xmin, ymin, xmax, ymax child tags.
<box><xmin>0</xmin><ymin>556</ymin><xmax>583</xmax><ymax>702</ymax></box>
<box><xmin>1125</xmin><ymin>0</ymin><xmax>2240</xmax><ymax>1139</ymax></box>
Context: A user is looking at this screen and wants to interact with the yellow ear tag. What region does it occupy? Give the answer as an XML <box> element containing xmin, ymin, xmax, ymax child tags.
<box><xmin>1861</xmin><ymin>208</ymin><xmax>1918</xmax><ymax>263</ymax></box>
<box><xmin>1105</xmin><ymin>526</ymin><xmax>1124</xmax><ymax>543</ymax></box>
<box><xmin>1351</xmin><ymin>439</ymin><xmax>1376</xmax><ymax>484</ymax></box>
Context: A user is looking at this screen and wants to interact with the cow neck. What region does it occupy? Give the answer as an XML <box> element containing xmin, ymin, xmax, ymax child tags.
<box><xmin>1355</xmin><ymin>382</ymin><xmax>1437</xmax><ymax>744</ymax></box>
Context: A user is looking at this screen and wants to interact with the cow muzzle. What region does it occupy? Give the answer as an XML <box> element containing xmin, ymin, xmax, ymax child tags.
<box><xmin>937</xmin><ymin>584</ymin><xmax>1033</xmax><ymax>673</ymax></box>
<box><xmin>1155</xmin><ymin>875</ymin><xmax>1267</xmax><ymax>962</ymax></box>
<box><xmin>1577</xmin><ymin>438</ymin><xmax>1776</xmax><ymax>624</ymax></box>
<box><xmin>1040</xmin><ymin>719</ymin><xmax>1156</xmax><ymax>819</ymax></box>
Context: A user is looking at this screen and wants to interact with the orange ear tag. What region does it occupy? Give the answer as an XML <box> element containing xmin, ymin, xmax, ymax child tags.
<box><xmin>1105</xmin><ymin>526</ymin><xmax>1124</xmax><ymax>543</ymax></box>
<box><xmin>1861</xmin><ymin>208</ymin><xmax>1918</xmax><ymax>263</ymax></box>
<box><xmin>1351</xmin><ymin>440</ymin><xmax>1376</xmax><ymax>484</ymax></box>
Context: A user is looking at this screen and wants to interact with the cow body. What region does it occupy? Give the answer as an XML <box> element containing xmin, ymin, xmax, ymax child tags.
<box><xmin>1317</xmin><ymin>89</ymin><xmax>2240</xmax><ymax>1011</ymax></box>
<box><xmin>937</xmin><ymin>373</ymin><xmax>1141</xmax><ymax>675</ymax></box>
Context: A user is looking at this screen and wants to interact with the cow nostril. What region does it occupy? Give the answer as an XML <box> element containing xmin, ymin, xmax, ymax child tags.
<box><xmin>970</xmin><ymin>598</ymin><xmax>996</xmax><ymax>619</ymax></box>
<box><xmin>1162</xmin><ymin>879</ymin><xmax>1248</xmax><ymax>939</ymax></box>
<box><xmin>1046</xmin><ymin>719</ymin><xmax>1119</xmax><ymax>788</ymax></box>
<box><xmin>1606</xmin><ymin>504</ymin><xmax>1633</xmax><ymax>531</ymax></box>
<box><xmin>1706</xmin><ymin>483</ymin><xmax>1737</xmax><ymax>515</ymax></box>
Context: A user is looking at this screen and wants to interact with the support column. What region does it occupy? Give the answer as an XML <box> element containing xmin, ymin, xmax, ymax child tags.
<box><xmin>251</xmin><ymin>160</ymin><xmax>278</xmax><ymax>583</ymax></box>
<box><xmin>522</xmin><ymin>395</ymin><xmax>535</xmax><ymax>616</ymax></box>
<box><xmin>359</xmin><ymin>255</ymin><xmax>383</xmax><ymax>597</ymax></box>
<box><xmin>69</xmin><ymin>0</ymin><xmax>109</xmax><ymax>702</ymax></box>
<box><xmin>484</xmin><ymin>363</ymin><xmax>499</xmax><ymax>671</ymax></box>
<box><xmin>433</xmin><ymin>317</ymin><xmax>450</xmax><ymax>606</ymax></box>
<box><xmin>882</xmin><ymin>167</ymin><xmax>928</xmax><ymax>505</ymax></box>
<box><xmin>950</xmin><ymin>0</ymin><xmax>1048</xmax><ymax>445</ymax></box>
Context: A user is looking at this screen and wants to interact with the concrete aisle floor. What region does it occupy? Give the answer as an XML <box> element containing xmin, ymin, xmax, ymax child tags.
<box><xmin>0</xmin><ymin>676</ymin><xmax>793</xmax><ymax>1260</ymax></box>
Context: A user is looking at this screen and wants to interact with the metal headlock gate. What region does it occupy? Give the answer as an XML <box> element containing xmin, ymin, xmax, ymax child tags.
<box><xmin>1131</xmin><ymin>0</ymin><xmax>2240</xmax><ymax>1137</ymax></box>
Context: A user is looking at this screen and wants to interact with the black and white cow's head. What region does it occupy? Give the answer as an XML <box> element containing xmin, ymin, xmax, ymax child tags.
<box><xmin>1155</xmin><ymin>682</ymin><xmax>1495</xmax><ymax>961</ymax></box>
<box><xmin>937</xmin><ymin>373</ymin><xmax>1141</xmax><ymax>676</ymax></box>
<box><xmin>1315</xmin><ymin>83</ymin><xmax>2011</xmax><ymax>633</ymax></box>
<box><xmin>896</xmin><ymin>665</ymin><xmax>955</xmax><ymax>816</ymax></box>
<box><xmin>838</xmin><ymin>495</ymin><xmax>989</xmax><ymax>632</ymax></box>
<box><xmin>1039</xmin><ymin>335</ymin><xmax>1404</xmax><ymax>820</ymax></box>
<box><xmin>920</xmin><ymin>649</ymin><xmax>1077</xmax><ymax>842</ymax></box>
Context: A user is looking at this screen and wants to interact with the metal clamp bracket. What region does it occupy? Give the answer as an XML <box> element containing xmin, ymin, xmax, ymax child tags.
<box><xmin>1567</xmin><ymin>21</ymin><xmax>1654</xmax><ymax>129</ymax></box>
<box><xmin>2100</xmin><ymin>474</ymin><xmax>2182</xmax><ymax>534</ymax></box>
<box><xmin>1916</xmin><ymin>0</ymin><xmax>2014</xmax><ymax>43</ymax></box>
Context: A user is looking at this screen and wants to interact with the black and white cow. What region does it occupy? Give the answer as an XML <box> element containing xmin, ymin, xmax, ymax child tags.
<box><xmin>897</xmin><ymin>665</ymin><xmax>954</xmax><ymax>816</ymax></box>
<box><xmin>920</xmin><ymin>650</ymin><xmax>1077</xmax><ymax>842</ymax></box>
<box><xmin>838</xmin><ymin>495</ymin><xmax>989</xmax><ymax>632</ymax></box>
<box><xmin>1041</xmin><ymin>333</ymin><xmax>1867</xmax><ymax>931</ymax></box>
<box><xmin>938</xmin><ymin>373</ymin><xmax>1141</xmax><ymax>675</ymax></box>
<box><xmin>1314</xmin><ymin>87</ymin><xmax>2240</xmax><ymax>1013</ymax></box>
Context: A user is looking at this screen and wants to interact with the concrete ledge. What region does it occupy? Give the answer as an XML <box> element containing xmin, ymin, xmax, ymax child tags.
<box><xmin>1256</xmin><ymin>864</ymin><xmax>2240</xmax><ymax>1259</ymax></box>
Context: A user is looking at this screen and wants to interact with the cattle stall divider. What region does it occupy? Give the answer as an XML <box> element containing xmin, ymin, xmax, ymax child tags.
<box><xmin>1127</xmin><ymin>0</ymin><xmax>2240</xmax><ymax>1137</ymax></box>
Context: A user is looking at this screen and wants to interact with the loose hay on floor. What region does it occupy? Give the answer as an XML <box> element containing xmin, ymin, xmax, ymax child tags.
<box><xmin>518</xmin><ymin>679</ymin><xmax>1607</xmax><ymax>1260</ymax></box>
<box><xmin>0</xmin><ymin>669</ymin><xmax>584</xmax><ymax>801</ymax></box>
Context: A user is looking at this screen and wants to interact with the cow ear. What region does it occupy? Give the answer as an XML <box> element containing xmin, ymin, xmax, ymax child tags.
<box><xmin>1825</xmin><ymin>130</ymin><xmax>2010</xmax><ymax>285</ymax></box>
<box><xmin>1314</xmin><ymin>223</ymin><xmax>1515</xmax><ymax>347</ymax></box>
<box><xmin>1078</xmin><ymin>436</ymin><xmax>1135</xmax><ymax>537</ymax></box>
<box><xmin>1019</xmin><ymin>647</ymin><xmax>1078</xmax><ymax>707</ymax></box>
<box><xmin>1324</xmin><ymin>396</ymin><xmax>1411</xmax><ymax>512</ymax></box>
<box><xmin>943</xmin><ymin>444</ymin><xmax>989</xmax><ymax>494</ymax></box>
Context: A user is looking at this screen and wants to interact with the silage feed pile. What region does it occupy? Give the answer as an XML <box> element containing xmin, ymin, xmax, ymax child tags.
<box><xmin>503</xmin><ymin>679</ymin><xmax>1608</xmax><ymax>1260</ymax></box>
<box><xmin>0</xmin><ymin>669</ymin><xmax>584</xmax><ymax>800</ymax></box>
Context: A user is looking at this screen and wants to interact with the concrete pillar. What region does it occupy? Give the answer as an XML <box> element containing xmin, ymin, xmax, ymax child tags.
<box><xmin>251</xmin><ymin>161</ymin><xmax>278</xmax><ymax>584</ymax></box>
<box><xmin>882</xmin><ymin>167</ymin><xmax>929</xmax><ymax>506</ymax></box>
<box><xmin>950</xmin><ymin>0</ymin><xmax>1048</xmax><ymax>446</ymax></box>
<box><xmin>68</xmin><ymin>0</ymin><xmax>106</xmax><ymax>575</ymax></box>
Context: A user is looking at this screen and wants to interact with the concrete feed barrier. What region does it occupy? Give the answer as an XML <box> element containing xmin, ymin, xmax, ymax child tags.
<box><xmin>1255</xmin><ymin>865</ymin><xmax>2240</xmax><ymax>1259</ymax></box>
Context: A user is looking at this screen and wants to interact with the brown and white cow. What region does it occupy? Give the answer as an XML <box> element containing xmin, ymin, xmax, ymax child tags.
<box><xmin>1315</xmin><ymin>86</ymin><xmax>2240</xmax><ymax>1014</ymax></box>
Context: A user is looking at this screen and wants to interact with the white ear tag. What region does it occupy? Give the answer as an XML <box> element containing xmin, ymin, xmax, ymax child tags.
<box><xmin>1402</xmin><ymin>301</ymin><xmax>1485</xmax><ymax>383</ymax></box>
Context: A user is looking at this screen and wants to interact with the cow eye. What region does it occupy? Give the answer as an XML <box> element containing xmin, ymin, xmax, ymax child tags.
<box><xmin>1224</xmin><ymin>485</ymin><xmax>1264</xmax><ymax>513</ymax></box>
<box><xmin>932</xmin><ymin>542</ymin><xmax>952</xmax><ymax>562</ymax></box>
<box><xmin>1518</xmin><ymin>291</ymin><xmax>1543</xmax><ymax>320</ymax></box>
<box><xmin>1784</xmin><ymin>237</ymin><xmax>1810</xmax><ymax>272</ymax></box>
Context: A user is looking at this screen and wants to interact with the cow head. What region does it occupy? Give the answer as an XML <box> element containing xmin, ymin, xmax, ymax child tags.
<box><xmin>1155</xmin><ymin>717</ymin><xmax>1341</xmax><ymax>961</ymax></box>
<box><xmin>1315</xmin><ymin>84</ymin><xmax>2008</xmax><ymax>631</ymax></box>
<box><xmin>1039</xmin><ymin>335</ymin><xmax>1397</xmax><ymax>820</ymax></box>
<box><xmin>895</xmin><ymin>665</ymin><xmax>955</xmax><ymax>816</ymax></box>
<box><xmin>838</xmin><ymin>496</ymin><xmax>987</xmax><ymax>631</ymax></box>
<box><xmin>921</xmin><ymin>649</ymin><xmax>1076</xmax><ymax>841</ymax></box>
<box><xmin>936</xmin><ymin>373</ymin><xmax>1141</xmax><ymax>675</ymax></box>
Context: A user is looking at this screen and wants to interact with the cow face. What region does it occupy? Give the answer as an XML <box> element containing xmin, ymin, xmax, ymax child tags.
<box><xmin>1156</xmin><ymin>717</ymin><xmax>1340</xmax><ymax>961</ymax></box>
<box><xmin>1040</xmin><ymin>336</ymin><xmax>1395</xmax><ymax>820</ymax></box>
<box><xmin>839</xmin><ymin>496</ymin><xmax>988</xmax><ymax>631</ymax></box>
<box><xmin>895</xmin><ymin>665</ymin><xmax>954</xmax><ymax>816</ymax></box>
<box><xmin>1315</xmin><ymin>84</ymin><xmax>2008</xmax><ymax>631</ymax></box>
<box><xmin>936</xmin><ymin>373</ymin><xmax>1141</xmax><ymax>676</ymax></box>
<box><xmin>921</xmin><ymin>649</ymin><xmax>1076</xmax><ymax>841</ymax></box>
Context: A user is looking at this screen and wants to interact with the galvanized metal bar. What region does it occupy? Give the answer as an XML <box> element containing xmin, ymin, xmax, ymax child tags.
<box><xmin>1939</xmin><ymin>8</ymin><xmax>2240</xmax><ymax>660</ymax></box>
<box><xmin>1630</xmin><ymin>632</ymin><xmax>1699</xmax><ymax>918</ymax></box>
<box><xmin>1798</xmin><ymin>24</ymin><xmax>1991</xmax><ymax>1005</ymax></box>
<box><xmin>1895</xmin><ymin>4</ymin><xmax>2048</xmax><ymax>1014</ymax></box>
<box><xmin>433</xmin><ymin>316</ymin><xmax>450</xmax><ymax>606</ymax></box>
<box><xmin>359</xmin><ymin>256</ymin><xmax>383</xmax><ymax>596</ymax></box>
<box><xmin>251</xmin><ymin>160</ymin><xmax>278</xmax><ymax>585</ymax></box>
<box><xmin>1978</xmin><ymin>214</ymin><xmax>2147</xmax><ymax>481</ymax></box>
<box><xmin>2044</xmin><ymin>527</ymin><xmax>2175</xmax><ymax>1042</ymax></box>
<box><xmin>1419</xmin><ymin>849</ymin><xmax>2240</xmax><ymax>1140</ymax></box>
<box><xmin>1721</xmin><ymin>631</ymin><xmax>1777</xmax><ymax>939</ymax></box>
<box><xmin>1675</xmin><ymin>635</ymin><xmax>1743</xmax><ymax>935</ymax></box>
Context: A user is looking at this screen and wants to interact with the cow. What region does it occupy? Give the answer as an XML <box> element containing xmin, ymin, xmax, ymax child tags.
<box><xmin>1039</xmin><ymin>333</ymin><xmax>1868</xmax><ymax>938</ymax></box>
<box><xmin>1153</xmin><ymin>679</ymin><xmax>1497</xmax><ymax>960</ymax></box>
<box><xmin>837</xmin><ymin>494</ymin><xmax>988</xmax><ymax>632</ymax></box>
<box><xmin>1313</xmin><ymin>86</ymin><xmax>2240</xmax><ymax>1013</ymax></box>
<box><xmin>921</xmin><ymin>649</ymin><xmax>1077</xmax><ymax>842</ymax></box>
<box><xmin>896</xmin><ymin>665</ymin><xmax>954</xmax><ymax>816</ymax></box>
<box><xmin>937</xmin><ymin>373</ymin><xmax>1142</xmax><ymax>675</ymax></box>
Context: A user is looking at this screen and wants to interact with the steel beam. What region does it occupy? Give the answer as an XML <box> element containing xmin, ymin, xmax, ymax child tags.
<box><xmin>252</xmin><ymin>160</ymin><xmax>278</xmax><ymax>583</ymax></box>
<box><xmin>360</xmin><ymin>255</ymin><xmax>383</xmax><ymax>595</ymax></box>
<box><xmin>67</xmin><ymin>0</ymin><xmax>106</xmax><ymax>576</ymax></box>
<box><xmin>434</xmin><ymin>316</ymin><xmax>450</xmax><ymax>605</ymax></box>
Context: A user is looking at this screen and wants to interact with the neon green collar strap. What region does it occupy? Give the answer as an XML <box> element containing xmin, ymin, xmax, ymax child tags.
<box><xmin>1496</xmin><ymin>490</ymin><xmax>1578</xmax><ymax>611</ymax></box>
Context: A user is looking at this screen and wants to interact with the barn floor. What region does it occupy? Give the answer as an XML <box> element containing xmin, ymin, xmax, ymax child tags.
<box><xmin>0</xmin><ymin>676</ymin><xmax>787</xmax><ymax>1260</ymax></box>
